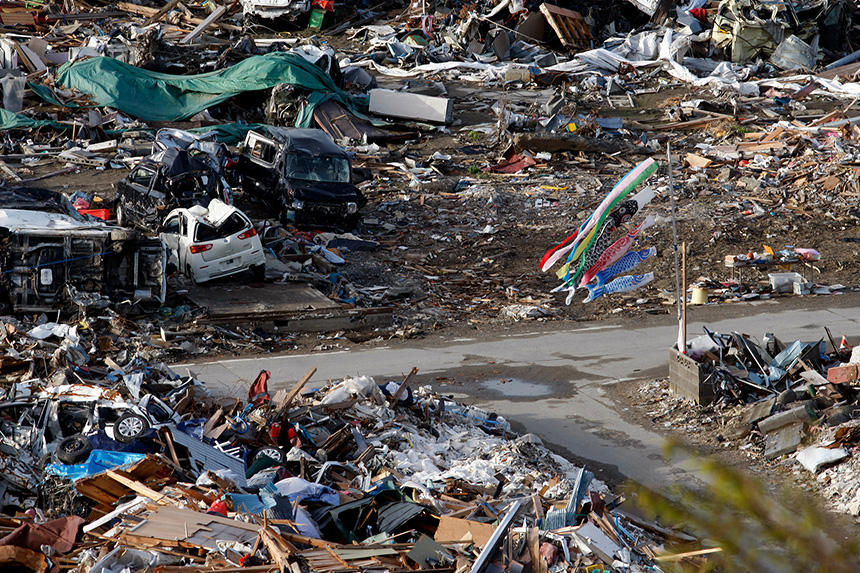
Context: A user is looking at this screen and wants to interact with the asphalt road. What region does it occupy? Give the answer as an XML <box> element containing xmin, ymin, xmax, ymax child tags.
<box><xmin>179</xmin><ymin>297</ymin><xmax>860</xmax><ymax>489</ymax></box>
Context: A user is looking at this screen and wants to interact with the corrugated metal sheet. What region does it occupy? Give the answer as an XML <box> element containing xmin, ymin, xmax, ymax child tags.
<box><xmin>167</xmin><ymin>425</ymin><xmax>247</xmax><ymax>487</ymax></box>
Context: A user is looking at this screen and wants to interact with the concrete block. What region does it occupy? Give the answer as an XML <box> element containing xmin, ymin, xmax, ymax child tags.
<box><xmin>827</xmin><ymin>364</ymin><xmax>858</xmax><ymax>384</ymax></box>
<box><xmin>368</xmin><ymin>89</ymin><xmax>453</xmax><ymax>124</ymax></box>
<box><xmin>796</xmin><ymin>446</ymin><xmax>848</xmax><ymax>473</ymax></box>
<box><xmin>668</xmin><ymin>347</ymin><xmax>714</xmax><ymax>405</ymax></box>
<box><xmin>739</xmin><ymin>396</ymin><xmax>776</xmax><ymax>427</ymax></box>
<box><xmin>757</xmin><ymin>401</ymin><xmax>815</xmax><ymax>434</ymax></box>
<box><xmin>504</xmin><ymin>67</ymin><xmax>531</xmax><ymax>83</ymax></box>
<box><xmin>764</xmin><ymin>421</ymin><xmax>803</xmax><ymax>459</ymax></box>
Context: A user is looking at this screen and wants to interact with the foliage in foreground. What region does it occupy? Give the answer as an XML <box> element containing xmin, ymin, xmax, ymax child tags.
<box><xmin>627</xmin><ymin>443</ymin><xmax>860</xmax><ymax>573</ymax></box>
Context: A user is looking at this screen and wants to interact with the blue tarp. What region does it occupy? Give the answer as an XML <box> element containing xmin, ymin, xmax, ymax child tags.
<box><xmin>45</xmin><ymin>450</ymin><xmax>146</xmax><ymax>481</ymax></box>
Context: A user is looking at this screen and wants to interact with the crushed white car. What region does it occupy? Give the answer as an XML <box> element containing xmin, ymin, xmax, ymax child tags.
<box><xmin>160</xmin><ymin>199</ymin><xmax>265</xmax><ymax>284</ymax></box>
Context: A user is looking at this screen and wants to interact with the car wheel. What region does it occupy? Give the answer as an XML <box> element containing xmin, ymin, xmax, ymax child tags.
<box><xmin>114</xmin><ymin>413</ymin><xmax>149</xmax><ymax>443</ymax></box>
<box><xmin>252</xmin><ymin>446</ymin><xmax>283</xmax><ymax>465</ymax></box>
<box><xmin>115</xmin><ymin>203</ymin><xmax>125</xmax><ymax>227</ymax></box>
<box><xmin>56</xmin><ymin>434</ymin><xmax>92</xmax><ymax>464</ymax></box>
<box><xmin>186</xmin><ymin>264</ymin><xmax>200</xmax><ymax>286</ymax></box>
<box><xmin>250</xmin><ymin>264</ymin><xmax>265</xmax><ymax>282</ymax></box>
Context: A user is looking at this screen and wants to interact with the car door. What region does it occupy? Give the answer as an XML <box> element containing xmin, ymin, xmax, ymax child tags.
<box><xmin>178</xmin><ymin>213</ymin><xmax>192</xmax><ymax>271</ymax></box>
<box><xmin>159</xmin><ymin>214</ymin><xmax>182</xmax><ymax>270</ymax></box>
<box><xmin>121</xmin><ymin>165</ymin><xmax>158</xmax><ymax>218</ymax></box>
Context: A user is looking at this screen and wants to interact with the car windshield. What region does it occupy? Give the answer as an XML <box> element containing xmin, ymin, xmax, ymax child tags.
<box><xmin>285</xmin><ymin>152</ymin><xmax>350</xmax><ymax>183</ymax></box>
<box><xmin>194</xmin><ymin>212</ymin><xmax>249</xmax><ymax>242</ymax></box>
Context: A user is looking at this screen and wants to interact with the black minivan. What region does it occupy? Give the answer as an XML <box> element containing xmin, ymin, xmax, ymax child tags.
<box><xmin>238</xmin><ymin>128</ymin><xmax>366</xmax><ymax>229</ymax></box>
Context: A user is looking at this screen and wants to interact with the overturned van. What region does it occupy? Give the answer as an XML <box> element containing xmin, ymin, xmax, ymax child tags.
<box><xmin>238</xmin><ymin>128</ymin><xmax>366</xmax><ymax>229</ymax></box>
<box><xmin>0</xmin><ymin>197</ymin><xmax>166</xmax><ymax>313</ymax></box>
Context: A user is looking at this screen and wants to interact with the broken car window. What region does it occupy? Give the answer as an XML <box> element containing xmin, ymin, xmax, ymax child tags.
<box><xmin>285</xmin><ymin>152</ymin><xmax>350</xmax><ymax>183</ymax></box>
<box><xmin>194</xmin><ymin>213</ymin><xmax>249</xmax><ymax>242</ymax></box>
<box><xmin>251</xmin><ymin>139</ymin><xmax>277</xmax><ymax>164</ymax></box>
<box><xmin>130</xmin><ymin>167</ymin><xmax>155</xmax><ymax>188</ymax></box>
<box><xmin>163</xmin><ymin>216</ymin><xmax>180</xmax><ymax>234</ymax></box>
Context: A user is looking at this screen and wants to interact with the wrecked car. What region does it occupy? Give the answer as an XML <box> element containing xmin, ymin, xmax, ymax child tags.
<box><xmin>238</xmin><ymin>128</ymin><xmax>366</xmax><ymax>229</ymax></box>
<box><xmin>241</xmin><ymin>0</ymin><xmax>311</xmax><ymax>29</ymax></box>
<box><xmin>712</xmin><ymin>0</ymin><xmax>853</xmax><ymax>63</ymax></box>
<box><xmin>0</xmin><ymin>203</ymin><xmax>167</xmax><ymax>314</ymax></box>
<box><xmin>160</xmin><ymin>199</ymin><xmax>266</xmax><ymax>284</ymax></box>
<box><xmin>0</xmin><ymin>384</ymin><xmax>182</xmax><ymax>465</ymax></box>
<box><xmin>115</xmin><ymin>145</ymin><xmax>233</xmax><ymax>232</ymax></box>
<box><xmin>153</xmin><ymin>127</ymin><xmax>240</xmax><ymax>191</ymax></box>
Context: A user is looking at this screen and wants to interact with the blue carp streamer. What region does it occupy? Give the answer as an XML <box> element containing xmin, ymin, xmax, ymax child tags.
<box><xmin>584</xmin><ymin>272</ymin><xmax>655</xmax><ymax>303</ymax></box>
<box><xmin>594</xmin><ymin>247</ymin><xmax>656</xmax><ymax>287</ymax></box>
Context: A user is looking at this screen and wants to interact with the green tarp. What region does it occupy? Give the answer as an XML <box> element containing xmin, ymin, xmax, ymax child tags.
<box><xmin>0</xmin><ymin>107</ymin><xmax>268</xmax><ymax>144</ymax></box>
<box><xmin>0</xmin><ymin>108</ymin><xmax>69</xmax><ymax>131</ymax></box>
<box><xmin>0</xmin><ymin>108</ymin><xmax>349</xmax><ymax>146</ymax></box>
<box><xmin>47</xmin><ymin>52</ymin><xmax>367</xmax><ymax>125</ymax></box>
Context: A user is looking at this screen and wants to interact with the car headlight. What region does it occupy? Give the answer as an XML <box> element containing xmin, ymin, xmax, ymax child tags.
<box><xmin>346</xmin><ymin>202</ymin><xmax>357</xmax><ymax>214</ymax></box>
<box><xmin>292</xmin><ymin>199</ymin><xmax>304</xmax><ymax>210</ymax></box>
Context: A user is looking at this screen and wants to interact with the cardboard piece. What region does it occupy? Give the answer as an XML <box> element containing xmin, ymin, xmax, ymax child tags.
<box><xmin>435</xmin><ymin>515</ymin><xmax>497</xmax><ymax>547</ymax></box>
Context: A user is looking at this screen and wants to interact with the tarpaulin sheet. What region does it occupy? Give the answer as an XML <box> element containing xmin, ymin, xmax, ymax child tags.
<box><xmin>0</xmin><ymin>108</ymin><xmax>69</xmax><ymax>131</ymax></box>
<box><xmin>0</xmin><ymin>107</ymin><xmax>270</xmax><ymax>143</ymax></box>
<box><xmin>0</xmin><ymin>516</ymin><xmax>84</xmax><ymax>554</ymax></box>
<box><xmin>47</xmin><ymin>52</ymin><xmax>368</xmax><ymax>125</ymax></box>
<box><xmin>45</xmin><ymin>450</ymin><xmax>146</xmax><ymax>481</ymax></box>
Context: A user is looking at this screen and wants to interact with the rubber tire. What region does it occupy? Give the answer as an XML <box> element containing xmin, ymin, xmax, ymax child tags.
<box><xmin>253</xmin><ymin>446</ymin><xmax>284</xmax><ymax>464</ymax></box>
<box><xmin>114</xmin><ymin>413</ymin><xmax>149</xmax><ymax>443</ymax></box>
<box><xmin>56</xmin><ymin>434</ymin><xmax>92</xmax><ymax>465</ymax></box>
<box><xmin>250</xmin><ymin>264</ymin><xmax>265</xmax><ymax>282</ymax></box>
<box><xmin>115</xmin><ymin>202</ymin><xmax>125</xmax><ymax>227</ymax></box>
<box><xmin>185</xmin><ymin>264</ymin><xmax>201</xmax><ymax>286</ymax></box>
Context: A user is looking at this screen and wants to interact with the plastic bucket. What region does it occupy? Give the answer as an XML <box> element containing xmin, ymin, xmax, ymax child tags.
<box><xmin>690</xmin><ymin>287</ymin><xmax>708</xmax><ymax>305</ymax></box>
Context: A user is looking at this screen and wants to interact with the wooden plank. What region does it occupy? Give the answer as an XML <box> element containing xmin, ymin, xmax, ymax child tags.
<box><xmin>434</xmin><ymin>516</ymin><xmax>496</xmax><ymax>547</ymax></box>
<box><xmin>105</xmin><ymin>470</ymin><xmax>178</xmax><ymax>506</ymax></box>
<box><xmin>531</xmin><ymin>494</ymin><xmax>544</xmax><ymax>521</ymax></box>
<box><xmin>268</xmin><ymin>523</ymin><xmax>337</xmax><ymax>549</ymax></box>
<box><xmin>276</xmin><ymin>367</ymin><xmax>317</xmax><ymax>417</ymax></box>
<box><xmin>655</xmin><ymin>547</ymin><xmax>723</xmax><ymax>561</ymax></box>
<box><xmin>809</xmin><ymin>109</ymin><xmax>842</xmax><ymax>127</ymax></box>
<box><xmin>527</xmin><ymin>527</ymin><xmax>546</xmax><ymax>573</ymax></box>
<box><xmin>0</xmin><ymin>161</ymin><xmax>21</xmax><ymax>182</ymax></box>
<box><xmin>202</xmin><ymin>407</ymin><xmax>224</xmax><ymax>438</ymax></box>
<box><xmin>145</xmin><ymin>0</ymin><xmax>182</xmax><ymax>24</ymax></box>
<box><xmin>684</xmin><ymin>153</ymin><xmax>712</xmax><ymax>169</ymax></box>
<box><xmin>762</xmin><ymin>126</ymin><xmax>784</xmax><ymax>142</ymax></box>
<box><xmin>115</xmin><ymin>1</ymin><xmax>240</xmax><ymax>31</ymax></box>
<box><xmin>159</xmin><ymin>428</ymin><xmax>182</xmax><ymax>467</ymax></box>
<box><xmin>180</xmin><ymin>5</ymin><xmax>226</xmax><ymax>44</ymax></box>
<box><xmin>260</xmin><ymin>527</ymin><xmax>291</xmax><ymax>572</ymax></box>
<box><xmin>390</xmin><ymin>367</ymin><xmax>418</xmax><ymax>403</ymax></box>
<box><xmin>538</xmin><ymin>3</ymin><xmax>591</xmax><ymax>50</ymax></box>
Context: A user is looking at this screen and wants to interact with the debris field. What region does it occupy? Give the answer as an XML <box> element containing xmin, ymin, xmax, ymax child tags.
<box><xmin>1</xmin><ymin>0</ymin><xmax>860</xmax><ymax>569</ymax></box>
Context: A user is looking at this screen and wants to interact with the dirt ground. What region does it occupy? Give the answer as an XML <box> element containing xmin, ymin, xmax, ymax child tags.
<box><xmin>29</xmin><ymin>90</ymin><xmax>860</xmax><ymax>346</ymax></box>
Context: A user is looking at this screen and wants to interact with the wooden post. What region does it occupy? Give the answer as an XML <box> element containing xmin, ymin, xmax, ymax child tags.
<box><xmin>390</xmin><ymin>367</ymin><xmax>418</xmax><ymax>403</ymax></box>
<box><xmin>681</xmin><ymin>241</ymin><xmax>687</xmax><ymax>351</ymax></box>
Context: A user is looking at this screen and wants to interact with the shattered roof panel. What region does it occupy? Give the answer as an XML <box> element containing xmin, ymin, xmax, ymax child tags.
<box><xmin>267</xmin><ymin>126</ymin><xmax>350</xmax><ymax>157</ymax></box>
<box><xmin>0</xmin><ymin>209</ymin><xmax>109</xmax><ymax>233</ymax></box>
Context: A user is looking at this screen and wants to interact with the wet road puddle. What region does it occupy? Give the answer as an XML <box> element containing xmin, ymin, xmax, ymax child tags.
<box><xmin>481</xmin><ymin>378</ymin><xmax>552</xmax><ymax>397</ymax></box>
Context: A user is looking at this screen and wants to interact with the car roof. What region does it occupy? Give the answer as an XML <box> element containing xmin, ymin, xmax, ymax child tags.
<box><xmin>0</xmin><ymin>209</ymin><xmax>108</xmax><ymax>232</ymax></box>
<box><xmin>264</xmin><ymin>127</ymin><xmax>348</xmax><ymax>158</ymax></box>
<box><xmin>0</xmin><ymin>187</ymin><xmax>84</xmax><ymax>219</ymax></box>
<box><xmin>165</xmin><ymin>199</ymin><xmax>242</xmax><ymax>228</ymax></box>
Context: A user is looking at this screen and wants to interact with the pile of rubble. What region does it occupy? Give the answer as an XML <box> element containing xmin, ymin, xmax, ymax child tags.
<box><xmin>0</xmin><ymin>324</ymin><xmax>710</xmax><ymax>571</ymax></box>
<box><xmin>0</xmin><ymin>0</ymin><xmax>858</xmax><ymax>332</ymax></box>
<box><xmin>661</xmin><ymin>326</ymin><xmax>860</xmax><ymax>518</ymax></box>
